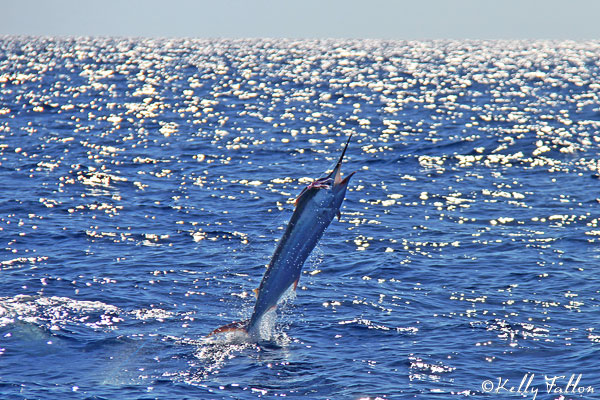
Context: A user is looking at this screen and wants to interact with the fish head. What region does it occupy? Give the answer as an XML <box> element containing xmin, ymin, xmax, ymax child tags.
<box><xmin>294</xmin><ymin>134</ymin><xmax>356</xmax><ymax>211</ymax></box>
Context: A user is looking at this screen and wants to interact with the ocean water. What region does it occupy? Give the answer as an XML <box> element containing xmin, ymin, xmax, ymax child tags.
<box><xmin>1</xmin><ymin>37</ymin><xmax>600</xmax><ymax>399</ymax></box>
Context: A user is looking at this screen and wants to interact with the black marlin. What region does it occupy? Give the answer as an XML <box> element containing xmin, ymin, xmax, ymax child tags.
<box><xmin>211</xmin><ymin>135</ymin><xmax>355</xmax><ymax>338</ymax></box>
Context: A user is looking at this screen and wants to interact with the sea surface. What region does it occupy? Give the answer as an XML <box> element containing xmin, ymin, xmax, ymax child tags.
<box><xmin>1</xmin><ymin>37</ymin><xmax>600</xmax><ymax>399</ymax></box>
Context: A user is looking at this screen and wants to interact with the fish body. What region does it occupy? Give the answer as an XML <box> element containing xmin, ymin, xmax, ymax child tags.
<box><xmin>211</xmin><ymin>135</ymin><xmax>355</xmax><ymax>338</ymax></box>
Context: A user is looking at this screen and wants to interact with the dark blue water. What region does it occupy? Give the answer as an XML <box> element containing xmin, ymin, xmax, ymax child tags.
<box><xmin>1</xmin><ymin>37</ymin><xmax>600</xmax><ymax>399</ymax></box>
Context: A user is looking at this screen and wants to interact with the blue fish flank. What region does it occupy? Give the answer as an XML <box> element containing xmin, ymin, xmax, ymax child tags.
<box><xmin>211</xmin><ymin>135</ymin><xmax>355</xmax><ymax>338</ymax></box>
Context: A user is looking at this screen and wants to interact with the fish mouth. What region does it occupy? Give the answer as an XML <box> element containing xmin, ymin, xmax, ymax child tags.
<box><xmin>329</xmin><ymin>134</ymin><xmax>355</xmax><ymax>187</ymax></box>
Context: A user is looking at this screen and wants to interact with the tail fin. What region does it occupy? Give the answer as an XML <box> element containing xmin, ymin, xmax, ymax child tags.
<box><xmin>208</xmin><ymin>319</ymin><xmax>249</xmax><ymax>336</ymax></box>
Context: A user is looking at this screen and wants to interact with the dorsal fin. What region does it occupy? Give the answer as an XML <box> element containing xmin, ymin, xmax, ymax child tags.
<box><xmin>294</xmin><ymin>177</ymin><xmax>333</xmax><ymax>207</ymax></box>
<box><xmin>294</xmin><ymin>186</ymin><xmax>310</xmax><ymax>207</ymax></box>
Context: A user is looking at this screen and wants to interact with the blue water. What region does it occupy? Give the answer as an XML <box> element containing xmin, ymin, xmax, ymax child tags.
<box><xmin>1</xmin><ymin>37</ymin><xmax>600</xmax><ymax>399</ymax></box>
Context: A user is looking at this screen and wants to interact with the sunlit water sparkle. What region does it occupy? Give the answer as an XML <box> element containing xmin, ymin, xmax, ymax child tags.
<box><xmin>1</xmin><ymin>37</ymin><xmax>600</xmax><ymax>399</ymax></box>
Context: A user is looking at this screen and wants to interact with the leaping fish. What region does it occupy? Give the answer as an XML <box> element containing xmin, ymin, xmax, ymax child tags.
<box><xmin>210</xmin><ymin>135</ymin><xmax>355</xmax><ymax>338</ymax></box>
